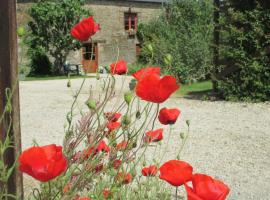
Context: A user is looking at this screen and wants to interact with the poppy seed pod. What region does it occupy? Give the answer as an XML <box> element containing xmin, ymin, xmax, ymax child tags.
<box><xmin>136</xmin><ymin>111</ymin><xmax>141</xmax><ymax>119</ymax></box>
<box><xmin>124</xmin><ymin>92</ymin><xmax>133</xmax><ymax>105</ymax></box>
<box><xmin>67</xmin><ymin>80</ymin><xmax>71</xmax><ymax>88</ymax></box>
<box><xmin>86</xmin><ymin>99</ymin><xmax>96</xmax><ymax>110</ymax></box>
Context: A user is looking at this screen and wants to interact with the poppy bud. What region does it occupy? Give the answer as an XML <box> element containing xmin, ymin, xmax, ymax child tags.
<box><xmin>86</xmin><ymin>99</ymin><xmax>96</xmax><ymax>110</ymax></box>
<box><xmin>146</xmin><ymin>43</ymin><xmax>153</xmax><ymax>54</ymax></box>
<box><xmin>129</xmin><ymin>79</ymin><xmax>137</xmax><ymax>91</ymax></box>
<box><xmin>186</xmin><ymin>120</ymin><xmax>190</xmax><ymax>127</ymax></box>
<box><xmin>96</xmin><ymin>73</ymin><xmax>100</xmax><ymax>80</ymax></box>
<box><xmin>132</xmin><ymin>141</ymin><xmax>137</xmax><ymax>148</ymax></box>
<box><xmin>17</xmin><ymin>26</ymin><xmax>25</xmax><ymax>37</ymax></box>
<box><xmin>67</xmin><ymin>80</ymin><xmax>71</xmax><ymax>88</ymax></box>
<box><xmin>164</xmin><ymin>53</ymin><xmax>173</xmax><ymax>66</ymax></box>
<box><xmin>136</xmin><ymin>111</ymin><xmax>141</xmax><ymax>119</ymax></box>
<box><xmin>180</xmin><ymin>132</ymin><xmax>187</xmax><ymax>140</ymax></box>
<box><xmin>124</xmin><ymin>92</ymin><xmax>133</xmax><ymax>105</ymax></box>
<box><xmin>121</xmin><ymin>115</ymin><xmax>131</xmax><ymax>126</ymax></box>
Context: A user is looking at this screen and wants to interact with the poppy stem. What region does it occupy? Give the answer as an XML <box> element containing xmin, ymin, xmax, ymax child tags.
<box><xmin>175</xmin><ymin>187</ymin><xmax>178</xmax><ymax>200</ymax></box>
<box><xmin>151</xmin><ymin>103</ymin><xmax>160</xmax><ymax>130</ymax></box>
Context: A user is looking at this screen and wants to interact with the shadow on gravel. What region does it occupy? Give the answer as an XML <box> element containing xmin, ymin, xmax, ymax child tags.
<box><xmin>183</xmin><ymin>89</ymin><xmax>222</xmax><ymax>101</ymax></box>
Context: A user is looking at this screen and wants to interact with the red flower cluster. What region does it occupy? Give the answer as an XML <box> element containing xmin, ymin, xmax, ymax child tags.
<box><xmin>19</xmin><ymin>144</ymin><xmax>67</xmax><ymax>182</ymax></box>
<box><xmin>110</xmin><ymin>60</ymin><xmax>128</xmax><ymax>75</ymax></box>
<box><xmin>158</xmin><ymin>107</ymin><xmax>181</xmax><ymax>125</ymax></box>
<box><xmin>144</xmin><ymin>128</ymin><xmax>163</xmax><ymax>143</ymax></box>
<box><xmin>70</xmin><ymin>16</ymin><xmax>100</xmax><ymax>41</ymax></box>
<box><xmin>159</xmin><ymin>160</ymin><xmax>230</xmax><ymax>199</ymax></box>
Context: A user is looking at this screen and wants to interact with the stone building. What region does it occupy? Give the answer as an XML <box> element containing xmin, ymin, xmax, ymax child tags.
<box><xmin>17</xmin><ymin>0</ymin><xmax>166</xmax><ymax>73</ymax></box>
<box><xmin>72</xmin><ymin>0</ymin><xmax>166</xmax><ymax>73</ymax></box>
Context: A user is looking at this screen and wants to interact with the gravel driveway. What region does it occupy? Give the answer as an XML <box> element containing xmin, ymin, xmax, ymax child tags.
<box><xmin>19</xmin><ymin>77</ymin><xmax>270</xmax><ymax>200</ymax></box>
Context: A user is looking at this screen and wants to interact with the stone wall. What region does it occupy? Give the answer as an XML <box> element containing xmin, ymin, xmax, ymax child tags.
<box><xmin>86</xmin><ymin>0</ymin><xmax>162</xmax><ymax>65</ymax></box>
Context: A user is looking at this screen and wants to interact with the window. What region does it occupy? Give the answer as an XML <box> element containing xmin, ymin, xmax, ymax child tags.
<box><xmin>83</xmin><ymin>43</ymin><xmax>96</xmax><ymax>60</ymax></box>
<box><xmin>124</xmin><ymin>12</ymin><xmax>138</xmax><ymax>31</ymax></box>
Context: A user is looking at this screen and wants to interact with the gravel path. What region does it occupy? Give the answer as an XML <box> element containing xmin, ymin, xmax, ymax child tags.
<box><xmin>19</xmin><ymin>77</ymin><xmax>270</xmax><ymax>200</ymax></box>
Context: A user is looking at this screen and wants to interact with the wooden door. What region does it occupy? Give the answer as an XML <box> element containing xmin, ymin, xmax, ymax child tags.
<box><xmin>82</xmin><ymin>43</ymin><xmax>98</xmax><ymax>73</ymax></box>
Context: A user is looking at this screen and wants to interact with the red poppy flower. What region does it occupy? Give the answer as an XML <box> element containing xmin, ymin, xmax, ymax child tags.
<box><xmin>142</xmin><ymin>165</ymin><xmax>158</xmax><ymax>176</ymax></box>
<box><xmin>132</xmin><ymin>67</ymin><xmax>160</xmax><ymax>81</ymax></box>
<box><xmin>70</xmin><ymin>16</ymin><xmax>100</xmax><ymax>41</ymax></box>
<box><xmin>112</xmin><ymin>159</ymin><xmax>122</xmax><ymax>170</ymax></box>
<box><xmin>103</xmin><ymin>188</ymin><xmax>112</xmax><ymax>199</ymax></box>
<box><xmin>135</xmin><ymin>73</ymin><xmax>179</xmax><ymax>103</ymax></box>
<box><xmin>83</xmin><ymin>140</ymin><xmax>110</xmax><ymax>159</ymax></box>
<box><xmin>96</xmin><ymin>140</ymin><xmax>110</xmax><ymax>153</ymax></box>
<box><xmin>185</xmin><ymin>173</ymin><xmax>230</xmax><ymax>200</ymax></box>
<box><xmin>144</xmin><ymin>128</ymin><xmax>163</xmax><ymax>143</ymax></box>
<box><xmin>115</xmin><ymin>172</ymin><xmax>133</xmax><ymax>184</ymax></box>
<box><xmin>19</xmin><ymin>144</ymin><xmax>67</xmax><ymax>182</ymax></box>
<box><xmin>63</xmin><ymin>183</ymin><xmax>71</xmax><ymax>194</ymax></box>
<box><xmin>116</xmin><ymin>141</ymin><xmax>129</xmax><ymax>151</ymax></box>
<box><xmin>158</xmin><ymin>108</ymin><xmax>181</xmax><ymax>125</ymax></box>
<box><xmin>159</xmin><ymin>160</ymin><xmax>193</xmax><ymax>187</ymax></box>
<box><xmin>107</xmin><ymin>121</ymin><xmax>121</xmax><ymax>132</ymax></box>
<box><xmin>110</xmin><ymin>60</ymin><xmax>128</xmax><ymax>75</ymax></box>
<box><xmin>104</xmin><ymin>112</ymin><xmax>121</xmax><ymax>122</ymax></box>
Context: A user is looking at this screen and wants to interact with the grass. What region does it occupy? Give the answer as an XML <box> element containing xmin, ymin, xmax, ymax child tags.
<box><xmin>176</xmin><ymin>81</ymin><xmax>213</xmax><ymax>97</ymax></box>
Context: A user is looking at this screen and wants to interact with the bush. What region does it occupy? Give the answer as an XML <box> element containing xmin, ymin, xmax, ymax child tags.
<box><xmin>28</xmin><ymin>47</ymin><xmax>52</xmax><ymax>76</ymax></box>
<box><xmin>138</xmin><ymin>0</ymin><xmax>214</xmax><ymax>83</ymax></box>
<box><xmin>216</xmin><ymin>1</ymin><xmax>270</xmax><ymax>101</ymax></box>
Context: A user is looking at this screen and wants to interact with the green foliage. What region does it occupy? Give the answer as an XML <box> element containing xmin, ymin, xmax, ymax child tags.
<box><xmin>28</xmin><ymin>46</ymin><xmax>52</xmax><ymax>75</ymax></box>
<box><xmin>138</xmin><ymin>0</ymin><xmax>214</xmax><ymax>83</ymax></box>
<box><xmin>27</xmin><ymin>0</ymin><xmax>90</xmax><ymax>74</ymax></box>
<box><xmin>0</xmin><ymin>88</ymin><xmax>16</xmax><ymax>200</ymax></box>
<box><xmin>216</xmin><ymin>0</ymin><xmax>270</xmax><ymax>101</ymax></box>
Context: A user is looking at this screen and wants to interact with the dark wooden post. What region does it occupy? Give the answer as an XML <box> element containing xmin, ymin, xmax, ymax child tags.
<box><xmin>0</xmin><ymin>0</ymin><xmax>24</xmax><ymax>199</ymax></box>
<box><xmin>212</xmin><ymin>0</ymin><xmax>220</xmax><ymax>92</ymax></box>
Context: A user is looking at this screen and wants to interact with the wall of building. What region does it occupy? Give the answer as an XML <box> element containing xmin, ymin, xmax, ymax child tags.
<box><xmin>86</xmin><ymin>0</ymin><xmax>162</xmax><ymax>66</ymax></box>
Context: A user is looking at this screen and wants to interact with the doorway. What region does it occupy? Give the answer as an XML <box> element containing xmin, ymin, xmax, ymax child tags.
<box><xmin>82</xmin><ymin>42</ymin><xmax>98</xmax><ymax>73</ymax></box>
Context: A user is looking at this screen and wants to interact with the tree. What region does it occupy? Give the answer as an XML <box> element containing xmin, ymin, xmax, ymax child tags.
<box><xmin>27</xmin><ymin>0</ymin><xmax>91</xmax><ymax>74</ymax></box>
<box><xmin>215</xmin><ymin>0</ymin><xmax>270</xmax><ymax>101</ymax></box>
<box><xmin>138</xmin><ymin>0</ymin><xmax>214</xmax><ymax>83</ymax></box>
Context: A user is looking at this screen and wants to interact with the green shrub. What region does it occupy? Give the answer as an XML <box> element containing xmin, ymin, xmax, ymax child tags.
<box><xmin>216</xmin><ymin>1</ymin><xmax>270</xmax><ymax>101</ymax></box>
<box><xmin>28</xmin><ymin>46</ymin><xmax>52</xmax><ymax>76</ymax></box>
<box><xmin>138</xmin><ymin>0</ymin><xmax>214</xmax><ymax>83</ymax></box>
